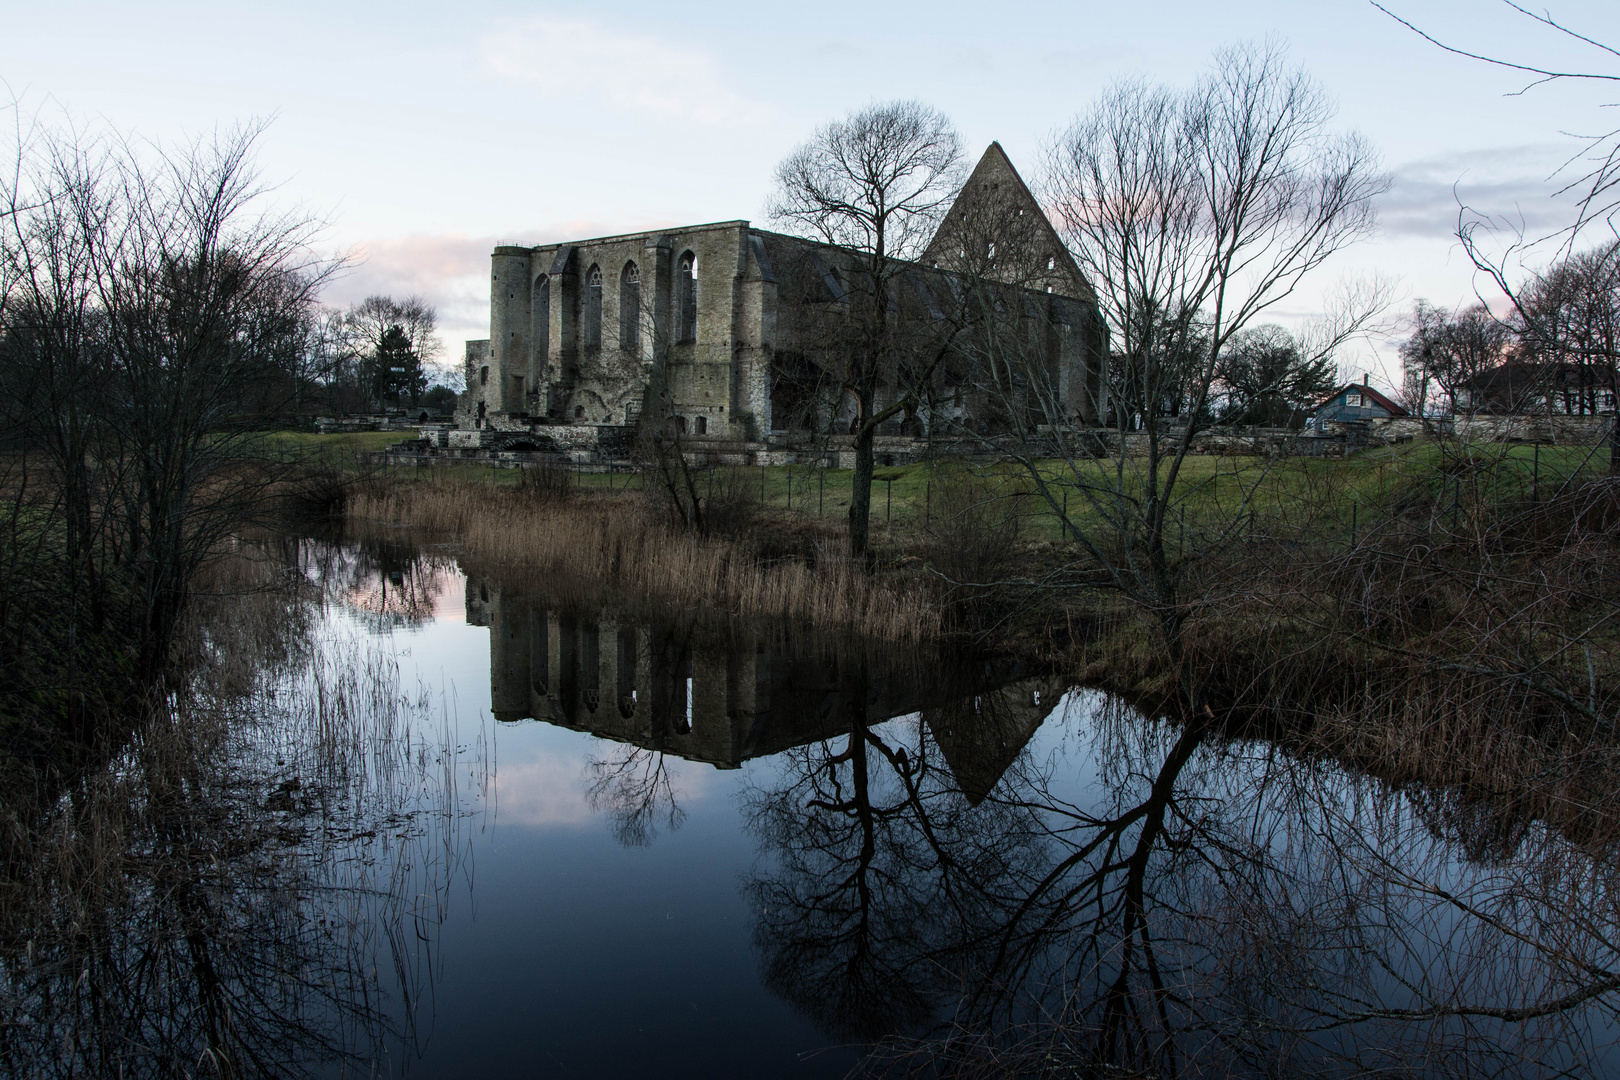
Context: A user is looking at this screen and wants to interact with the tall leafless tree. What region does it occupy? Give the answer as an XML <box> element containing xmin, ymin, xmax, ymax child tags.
<box><xmin>0</xmin><ymin>110</ymin><xmax>334</xmax><ymax>698</ymax></box>
<box><xmin>1023</xmin><ymin>40</ymin><xmax>1388</xmax><ymax>704</ymax></box>
<box><xmin>1399</xmin><ymin>299</ymin><xmax>1513</xmax><ymax>418</ymax></box>
<box><xmin>339</xmin><ymin>294</ymin><xmax>439</xmax><ymax>408</ymax></box>
<box><xmin>769</xmin><ymin>100</ymin><xmax>967</xmax><ymax>558</ymax></box>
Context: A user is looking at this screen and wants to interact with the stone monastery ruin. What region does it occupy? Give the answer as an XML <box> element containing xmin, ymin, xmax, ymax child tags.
<box><xmin>452</xmin><ymin>144</ymin><xmax>1108</xmax><ymax>464</ymax></box>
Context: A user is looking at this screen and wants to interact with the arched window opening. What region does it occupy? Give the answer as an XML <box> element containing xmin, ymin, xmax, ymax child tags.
<box><xmin>479</xmin><ymin>365</ymin><xmax>489</xmax><ymax>386</ymax></box>
<box><xmin>675</xmin><ymin>414</ymin><xmax>688</xmax><ymax>435</ymax></box>
<box><xmin>533</xmin><ymin>275</ymin><xmax>550</xmax><ymax>361</ymax></box>
<box><xmin>677</xmin><ymin>252</ymin><xmax>697</xmax><ymax>343</ymax></box>
<box><xmin>574</xmin><ymin>404</ymin><xmax>585</xmax><ymax>419</ymax></box>
<box><xmin>695</xmin><ymin>415</ymin><xmax>707</xmax><ymax>435</ymax></box>
<box><xmin>619</xmin><ymin>262</ymin><xmax>641</xmax><ymax>350</ymax></box>
<box><xmin>584</xmin><ymin>265</ymin><xmax>603</xmax><ymax>349</ymax></box>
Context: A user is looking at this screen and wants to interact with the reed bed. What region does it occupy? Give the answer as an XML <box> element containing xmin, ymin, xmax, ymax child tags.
<box><xmin>0</xmin><ymin>546</ymin><xmax>491</xmax><ymax>1078</ymax></box>
<box><xmin>348</xmin><ymin>479</ymin><xmax>942</xmax><ymax>641</ymax></box>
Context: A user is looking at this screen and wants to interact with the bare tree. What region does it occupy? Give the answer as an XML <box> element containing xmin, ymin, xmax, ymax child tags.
<box><xmin>340</xmin><ymin>294</ymin><xmax>438</xmax><ymax>408</ymax></box>
<box><xmin>0</xmin><ymin>111</ymin><xmax>334</xmax><ymax>695</ymax></box>
<box><xmin>769</xmin><ymin>100</ymin><xmax>967</xmax><ymax>558</ymax></box>
<box><xmin>1377</xmin><ymin>5</ymin><xmax>1620</xmax><ymax>464</ymax></box>
<box><xmin>1399</xmin><ymin>299</ymin><xmax>1513</xmax><ymax>418</ymax></box>
<box><xmin>1517</xmin><ymin>243</ymin><xmax>1620</xmax><ymax>464</ymax></box>
<box><xmin>1215</xmin><ymin>323</ymin><xmax>1339</xmax><ymax>426</ymax></box>
<box><xmin>1022</xmin><ymin>40</ymin><xmax>1388</xmax><ymax>703</ymax></box>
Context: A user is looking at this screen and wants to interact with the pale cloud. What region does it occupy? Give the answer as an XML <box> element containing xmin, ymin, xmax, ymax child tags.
<box><xmin>481</xmin><ymin>17</ymin><xmax>773</xmax><ymax>128</ymax></box>
<box><xmin>1380</xmin><ymin>143</ymin><xmax>1585</xmax><ymax>241</ymax></box>
<box><xmin>490</xmin><ymin>753</ymin><xmax>594</xmax><ymax>828</ymax></box>
<box><xmin>489</xmin><ymin>740</ymin><xmax>726</xmax><ymax>833</ymax></box>
<box><xmin>325</xmin><ymin>217</ymin><xmax>666</xmax><ymax>363</ymax></box>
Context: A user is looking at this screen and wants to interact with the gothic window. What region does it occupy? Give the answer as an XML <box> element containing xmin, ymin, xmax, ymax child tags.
<box><xmin>620</xmin><ymin>262</ymin><xmax>641</xmax><ymax>350</ymax></box>
<box><xmin>584</xmin><ymin>264</ymin><xmax>603</xmax><ymax>349</ymax></box>
<box><xmin>677</xmin><ymin>252</ymin><xmax>697</xmax><ymax>343</ymax></box>
<box><xmin>574</xmin><ymin>404</ymin><xmax>585</xmax><ymax>419</ymax></box>
<box><xmin>533</xmin><ymin>275</ymin><xmax>550</xmax><ymax>360</ymax></box>
<box><xmin>479</xmin><ymin>365</ymin><xmax>489</xmax><ymax>386</ymax></box>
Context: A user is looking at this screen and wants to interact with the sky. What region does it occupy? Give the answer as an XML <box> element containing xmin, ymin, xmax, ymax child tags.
<box><xmin>3</xmin><ymin>0</ymin><xmax>1616</xmax><ymax>390</ymax></box>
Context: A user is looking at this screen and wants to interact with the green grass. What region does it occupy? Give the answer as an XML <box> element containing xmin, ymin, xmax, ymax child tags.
<box><xmin>685</xmin><ymin>441</ymin><xmax>1616</xmax><ymax>544</ymax></box>
<box><xmin>264</xmin><ymin>430</ymin><xmax>404</xmax><ymax>457</ymax></box>
<box><xmin>319</xmin><ymin>437</ymin><xmax>1617</xmax><ymax>547</ymax></box>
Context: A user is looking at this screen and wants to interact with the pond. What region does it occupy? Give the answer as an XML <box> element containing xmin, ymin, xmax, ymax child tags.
<box><xmin>7</xmin><ymin>534</ymin><xmax>1620</xmax><ymax>1079</ymax></box>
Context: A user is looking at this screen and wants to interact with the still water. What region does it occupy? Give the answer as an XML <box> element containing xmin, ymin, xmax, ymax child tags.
<box><xmin>320</xmin><ymin>539</ymin><xmax>1064</xmax><ymax>1078</ymax></box>
<box><xmin>284</xmin><ymin>536</ymin><xmax>1620</xmax><ymax>1079</ymax></box>
<box><xmin>11</xmin><ymin>535</ymin><xmax>1616</xmax><ymax>1078</ymax></box>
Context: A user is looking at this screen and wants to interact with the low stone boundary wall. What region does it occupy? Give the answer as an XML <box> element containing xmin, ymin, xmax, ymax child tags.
<box><xmin>1453</xmin><ymin>414</ymin><xmax>1613</xmax><ymax>444</ymax></box>
<box><xmin>368</xmin><ymin>415</ymin><xmax>1616</xmax><ymax>474</ymax></box>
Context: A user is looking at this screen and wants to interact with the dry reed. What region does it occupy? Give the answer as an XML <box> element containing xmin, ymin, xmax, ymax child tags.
<box><xmin>0</xmin><ymin>545</ymin><xmax>490</xmax><ymax>1077</ymax></box>
<box><xmin>348</xmin><ymin>479</ymin><xmax>941</xmax><ymax>640</ymax></box>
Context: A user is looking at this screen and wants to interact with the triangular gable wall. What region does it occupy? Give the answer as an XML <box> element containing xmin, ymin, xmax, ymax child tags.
<box><xmin>923</xmin><ymin>142</ymin><xmax>1093</xmax><ymax>302</ymax></box>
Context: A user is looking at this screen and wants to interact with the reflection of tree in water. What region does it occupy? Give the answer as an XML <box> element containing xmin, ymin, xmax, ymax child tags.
<box><xmin>586</xmin><ymin>745</ymin><xmax>687</xmax><ymax>848</ymax></box>
<box><xmin>0</xmin><ymin>547</ymin><xmax>484</xmax><ymax>1078</ymax></box>
<box><xmin>743</xmin><ymin>667</ymin><xmax>1053</xmax><ymax>1041</ymax></box>
<box><xmin>298</xmin><ymin>533</ymin><xmax>452</xmax><ymax>629</ymax></box>
<box><xmin>749</xmin><ymin>688</ymin><xmax>1620</xmax><ymax>1077</ymax></box>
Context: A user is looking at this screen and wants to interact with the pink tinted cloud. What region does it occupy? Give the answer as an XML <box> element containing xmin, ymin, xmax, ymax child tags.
<box><xmin>325</xmin><ymin>218</ymin><xmax>683</xmax><ymax>359</ymax></box>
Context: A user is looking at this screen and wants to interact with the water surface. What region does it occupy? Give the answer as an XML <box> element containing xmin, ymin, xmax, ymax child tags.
<box><xmin>11</xmin><ymin>535</ymin><xmax>1617</xmax><ymax>1079</ymax></box>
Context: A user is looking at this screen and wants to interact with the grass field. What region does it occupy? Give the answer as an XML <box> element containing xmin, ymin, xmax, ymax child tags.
<box><xmin>265</xmin><ymin>430</ymin><xmax>404</xmax><ymax>456</ymax></box>
<box><xmin>278</xmin><ymin>429</ymin><xmax>1615</xmax><ymax>546</ymax></box>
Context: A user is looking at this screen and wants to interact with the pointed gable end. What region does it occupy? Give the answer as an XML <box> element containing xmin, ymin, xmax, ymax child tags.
<box><xmin>923</xmin><ymin>142</ymin><xmax>1093</xmax><ymax>302</ymax></box>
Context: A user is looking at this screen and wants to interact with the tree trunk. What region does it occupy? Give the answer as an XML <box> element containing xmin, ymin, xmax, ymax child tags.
<box><xmin>849</xmin><ymin>386</ymin><xmax>876</xmax><ymax>560</ymax></box>
<box><xmin>1609</xmin><ymin>412</ymin><xmax>1620</xmax><ymax>477</ymax></box>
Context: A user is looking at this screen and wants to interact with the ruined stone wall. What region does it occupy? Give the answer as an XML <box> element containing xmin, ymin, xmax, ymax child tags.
<box><xmin>487</xmin><ymin>223</ymin><xmax>761</xmax><ymax>435</ymax></box>
<box><xmin>455</xmin><ymin>339</ymin><xmax>493</xmax><ymax>429</ymax></box>
<box><xmin>468</xmin><ymin>216</ymin><xmax>1106</xmax><ymax>444</ymax></box>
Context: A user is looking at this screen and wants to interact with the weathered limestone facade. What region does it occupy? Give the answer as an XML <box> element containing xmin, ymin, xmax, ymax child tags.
<box><xmin>455</xmin><ymin>144</ymin><xmax>1108</xmax><ymax>453</ymax></box>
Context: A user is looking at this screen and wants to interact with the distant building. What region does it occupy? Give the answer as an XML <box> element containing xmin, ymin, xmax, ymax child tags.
<box><xmin>1456</xmin><ymin>362</ymin><xmax>1616</xmax><ymax>416</ymax></box>
<box><xmin>1308</xmin><ymin>381</ymin><xmax>1409</xmax><ymax>430</ymax></box>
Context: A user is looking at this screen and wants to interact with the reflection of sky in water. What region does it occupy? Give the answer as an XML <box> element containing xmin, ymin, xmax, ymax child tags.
<box><xmin>314</xmin><ymin>551</ymin><xmax>1620</xmax><ymax>1079</ymax></box>
<box><xmin>324</xmin><ymin>561</ymin><xmax>862</xmax><ymax>1079</ymax></box>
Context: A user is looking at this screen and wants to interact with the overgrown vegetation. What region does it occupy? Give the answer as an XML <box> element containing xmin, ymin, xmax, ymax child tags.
<box><xmin>347</xmin><ymin>469</ymin><xmax>940</xmax><ymax>641</ymax></box>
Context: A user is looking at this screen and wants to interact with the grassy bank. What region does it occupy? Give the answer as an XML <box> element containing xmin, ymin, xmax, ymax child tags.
<box><xmin>346</xmin><ymin>476</ymin><xmax>941</xmax><ymax>641</ymax></box>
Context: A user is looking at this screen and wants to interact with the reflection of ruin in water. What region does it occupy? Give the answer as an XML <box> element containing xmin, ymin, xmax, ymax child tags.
<box><xmin>466</xmin><ymin>574</ymin><xmax>1068</xmax><ymax>798</ymax></box>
